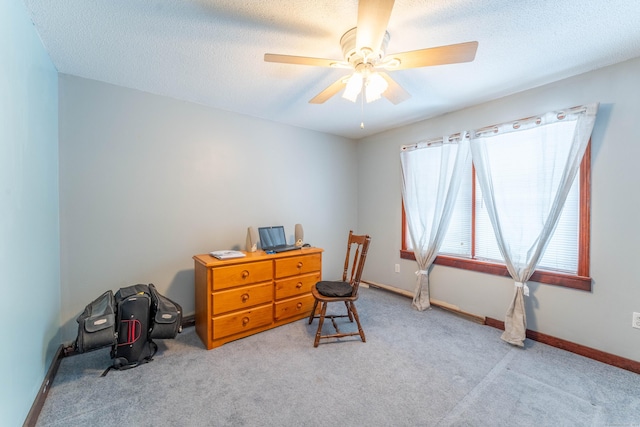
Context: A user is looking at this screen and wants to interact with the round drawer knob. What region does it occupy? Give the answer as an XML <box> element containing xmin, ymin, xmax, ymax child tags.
<box><xmin>242</xmin><ymin>317</ymin><xmax>250</xmax><ymax>326</ymax></box>
<box><xmin>297</xmin><ymin>262</ymin><xmax>303</xmax><ymax>269</ymax></box>
<box><xmin>241</xmin><ymin>270</ymin><xmax>249</xmax><ymax>279</ymax></box>
<box><xmin>296</xmin><ymin>302</ymin><xmax>303</xmax><ymax>309</ymax></box>
<box><xmin>296</xmin><ymin>282</ymin><xmax>303</xmax><ymax>289</ymax></box>
<box><xmin>241</xmin><ymin>293</ymin><xmax>250</xmax><ymax>302</ymax></box>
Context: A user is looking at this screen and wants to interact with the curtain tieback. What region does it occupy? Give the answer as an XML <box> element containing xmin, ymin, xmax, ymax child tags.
<box><xmin>515</xmin><ymin>281</ymin><xmax>530</xmax><ymax>297</ymax></box>
<box><xmin>415</xmin><ymin>270</ymin><xmax>428</xmax><ymax>276</ymax></box>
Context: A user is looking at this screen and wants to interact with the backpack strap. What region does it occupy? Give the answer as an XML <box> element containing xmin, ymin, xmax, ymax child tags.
<box><xmin>148</xmin><ymin>340</ymin><xmax>158</xmax><ymax>359</ymax></box>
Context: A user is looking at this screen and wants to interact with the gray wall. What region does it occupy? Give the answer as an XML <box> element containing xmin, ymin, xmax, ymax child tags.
<box><xmin>58</xmin><ymin>75</ymin><xmax>358</xmax><ymax>342</ymax></box>
<box><xmin>358</xmin><ymin>56</ymin><xmax>640</xmax><ymax>362</ymax></box>
<box><xmin>1</xmin><ymin>1</ymin><xmax>60</xmax><ymax>425</ymax></box>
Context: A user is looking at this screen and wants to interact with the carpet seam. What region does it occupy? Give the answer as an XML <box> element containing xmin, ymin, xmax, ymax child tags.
<box><xmin>436</xmin><ymin>348</ymin><xmax>518</xmax><ymax>425</ymax></box>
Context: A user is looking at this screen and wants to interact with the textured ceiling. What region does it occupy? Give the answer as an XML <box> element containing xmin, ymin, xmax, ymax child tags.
<box><xmin>23</xmin><ymin>0</ymin><xmax>640</xmax><ymax>139</ymax></box>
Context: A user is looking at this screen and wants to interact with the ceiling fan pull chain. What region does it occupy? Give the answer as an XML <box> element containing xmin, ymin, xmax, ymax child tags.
<box><xmin>360</xmin><ymin>88</ymin><xmax>365</xmax><ymax>129</ymax></box>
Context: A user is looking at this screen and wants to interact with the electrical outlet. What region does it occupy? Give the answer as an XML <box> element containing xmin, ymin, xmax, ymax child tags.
<box><xmin>633</xmin><ymin>312</ymin><xmax>640</xmax><ymax>329</ymax></box>
<box><xmin>394</xmin><ymin>264</ymin><xmax>400</xmax><ymax>273</ymax></box>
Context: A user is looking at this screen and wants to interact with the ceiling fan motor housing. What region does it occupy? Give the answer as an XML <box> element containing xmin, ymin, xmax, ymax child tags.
<box><xmin>340</xmin><ymin>27</ymin><xmax>390</xmax><ymax>72</ymax></box>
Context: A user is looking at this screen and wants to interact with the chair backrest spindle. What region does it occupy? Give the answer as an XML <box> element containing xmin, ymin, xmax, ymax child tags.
<box><xmin>340</xmin><ymin>231</ymin><xmax>371</xmax><ymax>295</ymax></box>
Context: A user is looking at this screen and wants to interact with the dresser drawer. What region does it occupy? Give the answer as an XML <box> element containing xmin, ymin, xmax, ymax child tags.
<box><xmin>275</xmin><ymin>254</ymin><xmax>321</xmax><ymax>278</ymax></box>
<box><xmin>213</xmin><ymin>282</ymin><xmax>273</xmax><ymax>314</ymax></box>
<box><xmin>212</xmin><ymin>261</ymin><xmax>272</xmax><ymax>290</ymax></box>
<box><xmin>212</xmin><ymin>304</ymin><xmax>273</xmax><ymax>340</ymax></box>
<box><xmin>275</xmin><ymin>272</ymin><xmax>320</xmax><ymax>300</ymax></box>
<box><xmin>274</xmin><ymin>294</ymin><xmax>316</xmax><ymax>321</ymax></box>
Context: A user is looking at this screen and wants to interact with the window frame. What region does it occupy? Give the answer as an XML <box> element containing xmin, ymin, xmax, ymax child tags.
<box><xmin>400</xmin><ymin>141</ymin><xmax>592</xmax><ymax>291</ymax></box>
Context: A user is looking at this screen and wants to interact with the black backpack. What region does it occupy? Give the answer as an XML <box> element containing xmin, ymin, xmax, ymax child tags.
<box><xmin>74</xmin><ymin>283</ymin><xmax>182</xmax><ymax>375</ymax></box>
<box><xmin>107</xmin><ymin>284</ymin><xmax>157</xmax><ymax>374</ymax></box>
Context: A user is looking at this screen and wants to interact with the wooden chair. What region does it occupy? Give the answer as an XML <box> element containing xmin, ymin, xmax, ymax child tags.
<box><xmin>308</xmin><ymin>230</ymin><xmax>371</xmax><ymax>347</ymax></box>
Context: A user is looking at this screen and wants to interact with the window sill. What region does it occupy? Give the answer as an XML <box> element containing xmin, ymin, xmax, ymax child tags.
<box><xmin>400</xmin><ymin>250</ymin><xmax>592</xmax><ymax>291</ymax></box>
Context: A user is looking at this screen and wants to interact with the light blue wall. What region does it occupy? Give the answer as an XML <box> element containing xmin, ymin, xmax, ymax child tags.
<box><xmin>0</xmin><ymin>1</ymin><xmax>60</xmax><ymax>425</ymax></box>
<box><xmin>358</xmin><ymin>56</ymin><xmax>640</xmax><ymax>363</ymax></box>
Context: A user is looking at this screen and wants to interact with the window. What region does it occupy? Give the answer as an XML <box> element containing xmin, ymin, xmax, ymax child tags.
<box><xmin>401</xmin><ymin>141</ymin><xmax>591</xmax><ymax>291</ymax></box>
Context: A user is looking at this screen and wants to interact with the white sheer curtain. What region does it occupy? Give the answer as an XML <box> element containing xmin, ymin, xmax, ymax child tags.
<box><xmin>400</xmin><ymin>134</ymin><xmax>471</xmax><ymax>311</ymax></box>
<box><xmin>470</xmin><ymin>103</ymin><xmax>598</xmax><ymax>346</ymax></box>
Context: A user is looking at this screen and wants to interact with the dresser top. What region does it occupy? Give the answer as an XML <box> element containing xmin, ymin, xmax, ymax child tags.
<box><xmin>193</xmin><ymin>247</ymin><xmax>323</xmax><ymax>267</ymax></box>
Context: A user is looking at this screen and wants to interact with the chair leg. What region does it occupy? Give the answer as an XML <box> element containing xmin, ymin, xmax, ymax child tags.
<box><xmin>314</xmin><ymin>302</ymin><xmax>328</xmax><ymax>347</ymax></box>
<box><xmin>349</xmin><ymin>302</ymin><xmax>366</xmax><ymax>343</ymax></box>
<box><xmin>308</xmin><ymin>298</ymin><xmax>319</xmax><ymax>324</ymax></box>
<box><xmin>344</xmin><ymin>301</ymin><xmax>353</xmax><ymax>322</ymax></box>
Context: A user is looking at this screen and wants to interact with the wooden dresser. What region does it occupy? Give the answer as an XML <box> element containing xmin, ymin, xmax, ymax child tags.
<box><xmin>193</xmin><ymin>247</ymin><xmax>323</xmax><ymax>349</ymax></box>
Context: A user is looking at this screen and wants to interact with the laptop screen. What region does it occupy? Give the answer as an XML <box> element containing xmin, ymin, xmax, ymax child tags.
<box><xmin>258</xmin><ymin>226</ymin><xmax>287</xmax><ymax>249</ymax></box>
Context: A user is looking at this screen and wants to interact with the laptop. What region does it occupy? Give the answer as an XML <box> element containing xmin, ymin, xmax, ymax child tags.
<box><xmin>258</xmin><ymin>226</ymin><xmax>301</xmax><ymax>253</ymax></box>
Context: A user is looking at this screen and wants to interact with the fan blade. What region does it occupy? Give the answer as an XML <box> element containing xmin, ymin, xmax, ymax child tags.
<box><xmin>264</xmin><ymin>53</ymin><xmax>340</xmax><ymax>68</ymax></box>
<box><xmin>384</xmin><ymin>41</ymin><xmax>478</xmax><ymax>70</ymax></box>
<box><xmin>356</xmin><ymin>0</ymin><xmax>395</xmax><ymax>53</ymax></box>
<box><xmin>309</xmin><ymin>76</ymin><xmax>347</xmax><ymax>104</ymax></box>
<box><xmin>379</xmin><ymin>72</ymin><xmax>411</xmax><ymax>105</ymax></box>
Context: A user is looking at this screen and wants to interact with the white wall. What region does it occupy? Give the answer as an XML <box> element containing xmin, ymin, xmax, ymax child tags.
<box><xmin>358</xmin><ymin>56</ymin><xmax>640</xmax><ymax>362</ymax></box>
<box><xmin>0</xmin><ymin>1</ymin><xmax>60</xmax><ymax>425</ymax></box>
<box><xmin>58</xmin><ymin>75</ymin><xmax>358</xmax><ymax>342</ymax></box>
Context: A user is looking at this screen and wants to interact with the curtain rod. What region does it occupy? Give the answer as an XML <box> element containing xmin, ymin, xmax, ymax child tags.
<box><xmin>401</xmin><ymin>132</ymin><xmax>467</xmax><ymax>151</ymax></box>
<box><xmin>399</xmin><ymin>103</ymin><xmax>595</xmax><ymax>151</ymax></box>
<box><xmin>473</xmin><ymin>105</ymin><xmax>589</xmax><ymax>137</ymax></box>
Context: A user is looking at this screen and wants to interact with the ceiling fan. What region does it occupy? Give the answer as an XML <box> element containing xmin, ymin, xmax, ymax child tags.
<box><xmin>264</xmin><ymin>0</ymin><xmax>478</xmax><ymax>105</ymax></box>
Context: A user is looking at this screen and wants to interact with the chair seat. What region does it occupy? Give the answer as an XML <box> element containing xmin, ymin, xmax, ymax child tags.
<box><xmin>316</xmin><ymin>281</ymin><xmax>353</xmax><ymax>297</ymax></box>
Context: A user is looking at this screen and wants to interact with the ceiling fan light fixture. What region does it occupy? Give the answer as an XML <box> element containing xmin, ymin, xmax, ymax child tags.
<box><xmin>342</xmin><ymin>72</ymin><xmax>364</xmax><ymax>102</ymax></box>
<box><xmin>365</xmin><ymin>72</ymin><xmax>388</xmax><ymax>103</ymax></box>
